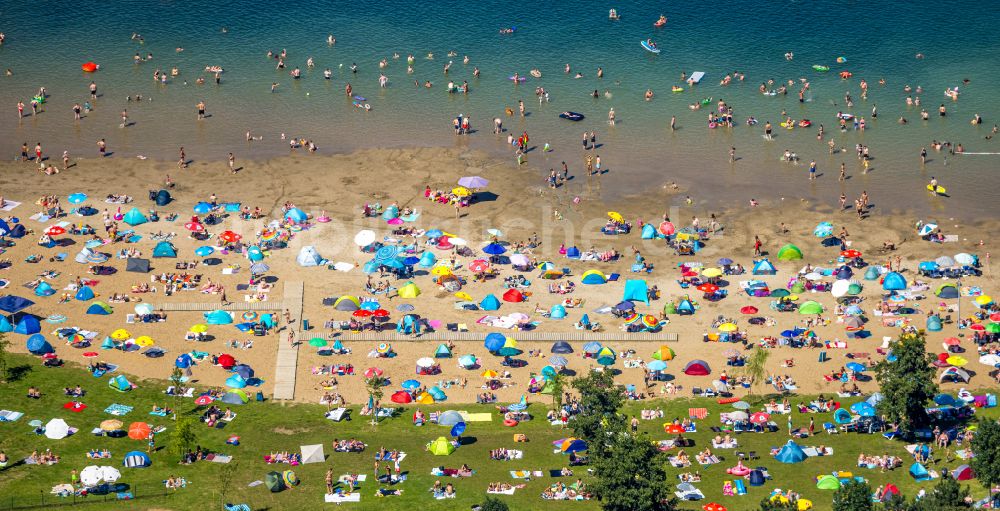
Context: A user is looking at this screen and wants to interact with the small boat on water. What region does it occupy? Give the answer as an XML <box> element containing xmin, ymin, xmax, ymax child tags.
<box><xmin>640</xmin><ymin>40</ymin><xmax>660</xmax><ymax>54</ymax></box>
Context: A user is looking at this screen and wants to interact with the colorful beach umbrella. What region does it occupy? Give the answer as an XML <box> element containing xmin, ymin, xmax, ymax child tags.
<box><xmin>458</xmin><ymin>176</ymin><xmax>489</xmax><ymax>188</ymax></box>
<box><xmin>740</xmin><ymin>306</ymin><xmax>758</xmax><ymax>314</ymax></box>
<box><xmin>363</xmin><ymin>367</ymin><xmax>384</xmax><ymax>379</ymax></box>
<box><xmin>696</xmin><ymin>283</ymin><xmax>719</xmax><ymax>293</ymax></box>
<box><xmin>68</xmin><ymin>193</ymin><xmax>88</xmax><ymax>204</ymax></box>
<box><xmin>718</xmin><ymin>323</ymin><xmax>738</xmax><ymax>332</ymax></box>
<box><xmin>184</xmin><ymin>222</ymin><xmax>205</xmax><ymax>232</ymax></box>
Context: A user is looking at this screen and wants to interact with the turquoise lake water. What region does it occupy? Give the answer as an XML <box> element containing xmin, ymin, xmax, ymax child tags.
<box><xmin>2</xmin><ymin>0</ymin><xmax>999</xmax><ymax>217</ymax></box>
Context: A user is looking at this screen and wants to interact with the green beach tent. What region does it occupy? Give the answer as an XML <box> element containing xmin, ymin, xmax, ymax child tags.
<box><xmin>798</xmin><ymin>301</ymin><xmax>824</xmax><ymax>315</ymax></box>
<box><xmin>776</xmin><ymin>244</ymin><xmax>803</xmax><ymax>261</ymax></box>
<box><xmin>428</xmin><ymin>436</ymin><xmax>455</xmax><ymax>456</ymax></box>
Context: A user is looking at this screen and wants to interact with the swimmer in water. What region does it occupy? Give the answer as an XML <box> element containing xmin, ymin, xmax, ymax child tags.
<box><xmin>327</xmin><ymin>34</ymin><xmax>336</xmax><ymax>45</ymax></box>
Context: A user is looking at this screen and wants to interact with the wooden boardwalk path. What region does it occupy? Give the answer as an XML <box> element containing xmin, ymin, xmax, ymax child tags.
<box><xmin>345</xmin><ymin>332</ymin><xmax>678</xmax><ymax>342</ymax></box>
<box><xmin>272</xmin><ymin>281</ymin><xmax>304</xmax><ymax>400</ymax></box>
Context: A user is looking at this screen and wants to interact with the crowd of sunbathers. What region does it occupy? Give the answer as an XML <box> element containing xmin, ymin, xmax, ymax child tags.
<box><xmin>87</xmin><ymin>448</ymin><xmax>112</xmax><ymax>459</ymax></box>
<box><xmin>857</xmin><ymin>452</ymin><xmax>902</xmax><ymax>470</ymax></box>
<box><xmin>29</xmin><ymin>449</ymin><xmax>60</xmax><ymax>465</ymax></box>
<box><xmin>541</xmin><ymin>480</ymin><xmax>591</xmax><ymax>500</ymax></box>
<box><xmin>264</xmin><ymin>451</ymin><xmax>301</xmax><ymax>464</ymax></box>
<box><xmin>489</xmin><ymin>448</ymin><xmax>519</xmax><ymax>461</ymax></box>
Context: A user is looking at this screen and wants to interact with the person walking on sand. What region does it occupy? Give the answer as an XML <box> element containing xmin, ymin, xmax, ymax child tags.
<box><xmin>753</xmin><ymin>235</ymin><xmax>762</xmax><ymax>257</ymax></box>
<box><xmin>228</xmin><ymin>153</ymin><xmax>235</xmax><ymax>173</ymax></box>
<box><xmin>62</xmin><ymin>151</ymin><xmax>70</xmax><ymax>170</ymax></box>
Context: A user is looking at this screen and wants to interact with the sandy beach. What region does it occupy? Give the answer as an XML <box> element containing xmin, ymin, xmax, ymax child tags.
<box><xmin>1</xmin><ymin>145</ymin><xmax>997</xmax><ymax>407</ymax></box>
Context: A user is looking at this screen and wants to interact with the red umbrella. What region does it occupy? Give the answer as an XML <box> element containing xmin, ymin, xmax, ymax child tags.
<box><xmin>970</xmin><ymin>324</ymin><xmax>985</xmax><ymax>331</ymax></box>
<box><xmin>703</xmin><ymin>504</ymin><xmax>728</xmax><ymax>511</ymax></box>
<box><xmin>82</xmin><ymin>351</ymin><xmax>99</xmax><ymax>358</ymax></box>
<box><xmin>185</xmin><ymin>221</ymin><xmax>205</xmax><ymax>232</ymax></box>
<box><xmin>696</xmin><ymin>283</ymin><xmax>719</xmax><ymax>293</ymax></box>
<box><xmin>352</xmin><ymin>309</ymin><xmax>373</xmax><ymax>318</ymax></box>
<box><xmin>41</xmin><ymin>353</ymin><xmax>58</xmax><ymax>360</ymax></box>
<box><xmin>682</xmin><ymin>270</ymin><xmax>698</xmax><ymax>277</ymax></box>
<box><xmin>217</xmin><ymin>353</ymin><xmax>236</xmax><ymax>368</ymax></box>
<box><xmin>219</xmin><ymin>231</ymin><xmax>241</xmax><ymax>243</ymax></box>
<box><xmin>194</xmin><ymin>395</ymin><xmax>214</xmax><ymax>406</ymax></box>
<box><xmin>45</xmin><ymin>225</ymin><xmax>66</xmax><ymax>236</ymax></box>
<box><xmin>749</xmin><ymin>412</ymin><xmax>770</xmax><ymax>424</ymax></box>
<box><xmin>740</xmin><ymin>306</ymin><xmax>759</xmax><ymax>314</ymax></box>
<box><xmin>943</xmin><ymin>337</ymin><xmax>961</xmax><ymax>346</ymax></box>
<box><xmin>658</xmin><ymin>221</ymin><xmax>675</xmax><ymax>236</ymax></box>
<box><xmin>468</xmin><ymin>259</ymin><xmax>490</xmax><ymax>274</ymax></box>
<box><xmin>841</xmin><ymin>249</ymin><xmax>862</xmax><ymax>258</ymax></box>
<box><xmin>991</xmin><ymin>313</ymin><xmax>1000</xmax><ymax>322</ymax></box>
<box><xmin>372</xmin><ymin>309</ymin><xmax>390</xmax><ymax>318</ymax></box>
<box><xmin>363</xmin><ymin>367</ymin><xmax>383</xmax><ymax>379</ymax></box>
<box><xmin>436</xmin><ymin>237</ymin><xmax>454</xmax><ymax>250</ymax></box>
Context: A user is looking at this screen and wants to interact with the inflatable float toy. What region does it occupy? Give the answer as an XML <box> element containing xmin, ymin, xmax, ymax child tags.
<box><xmin>640</xmin><ymin>40</ymin><xmax>660</xmax><ymax>54</ymax></box>
<box><xmin>653</xmin><ymin>16</ymin><xmax>667</xmax><ymax>27</ymax></box>
<box><xmin>529</xmin><ymin>69</ymin><xmax>541</xmax><ymax>78</ymax></box>
<box><xmin>81</xmin><ymin>62</ymin><xmax>99</xmax><ymax>72</ymax></box>
<box><xmin>671</xmin><ymin>86</ymin><xmax>684</xmax><ymax>92</ymax></box>
<box><xmin>779</xmin><ymin>121</ymin><xmax>795</xmax><ymax>129</ymax></box>
<box><xmin>927</xmin><ymin>184</ymin><xmax>947</xmax><ymax>195</ymax></box>
<box><xmin>503</xmin><ymin>419</ymin><xmax>519</xmax><ymax>427</ymax></box>
<box><xmin>508</xmin><ymin>75</ymin><xmax>527</xmax><ymax>82</ymax></box>
<box><xmin>798</xmin><ymin>119</ymin><xmax>812</xmax><ymax>128</ymax></box>
<box><xmin>839</xmin><ymin>71</ymin><xmax>853</xmax><ymax>79</ymax></box>
<box><xmin>204</xmin><ymin>66</ymin><xmax>224</xmax><ymax>73</ymax></box>
<box><xmin>836</xmin><ymin>56</ymin><xmax>847</xmax><ymax>64</ymax></box>
<box><xmin>559</xmin><ymin>111</ymin><xmax>585</xmax><ymax>121</ymax></box>
<box><xmin>353</xmin><ymin>102</ymin><xmax>371</xmax><ymax>111</ymax></box>
<box><xmin>242</xmin><ymin>311</ymin><xmax>258</xmax><ymax>321</ymax></box>
<box><xmin>837</xmin><ymin>113</ymin><xmax>854</xmax><ymax>120</ymax></box>
<box><xmin>812</xmin><ymin>65</ymin><xmax>830</xmax><ymax>72</ymax></box>
<box><xmin>608</xmin><ymin>9</ymin><xmax>620</xmax><ymax>20</ymax></box>
<box><xmin>32</xmin><ymin>95</ymin><xmax>45</xmax><ymax>104</ymax></box>
<box><xmin>726</xmin><ymin>461</ymin><xmax>751</xmax><ymax>476</ymax></box>
<box><xmin>700</xmin><ymin>97</ymin><xmax>712</xmax><ymax>105</ymax></box>
<box><xmin>499</xmin><ymin>27</ymin><xmax>516</xmax><ymax>35</ymax></box>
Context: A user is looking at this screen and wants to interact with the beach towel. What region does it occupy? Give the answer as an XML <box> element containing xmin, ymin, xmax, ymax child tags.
<box><xmin>510</xmin><ymin>470</ymin><xmax>535</xmax><ymax>479</ymax></box>
<box><xmin>802</xmin><ymin>446</ymin><xmax>834</xmax><ymax>457</ymax></box>
<box><xmin>689</xmin><ymin>408</ymin><xmax>708</xmax><ymax>419</ymax></box>
<box><xmin>339</xmin><ymin>474</ymin><xmax>368</xmax><ymax>483</ymax></box>
<box><xmin>104</xmin><ymin>403</ymin><xmax>133</xmax><ymax>416</ymax></box>
<box><xmin>325</xmin><ymin>492</ymin><xmax>361</xmax><ymax>503</ymax></box>
<box><xmin>488</xmin><ymin>487</ymin><xmax>518</xmax><ymax>495</ymax></box>
<box><xmin>0</xmin><ymin>410</ymin><xmax>24</xmax><ymax>422</ymax></box>
<box><xmin>0</xmin><ymin>200</ymin><xmax>22</xmax><ymax>211</ymax></box>
<box><xmin>206</xmin><ymin>454</ymin><xmax>233</xmax><ymax>463</ymax></box>
<box><xmin>458</xmin><ymin>412</ymin><xmax>493</xmax><ymax>422</ymax></box>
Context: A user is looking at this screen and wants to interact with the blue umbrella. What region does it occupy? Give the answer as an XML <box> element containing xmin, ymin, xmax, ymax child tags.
<box><xmin>549</xmin><ymin>355</ymin><xmax>568</xmax><ymax>366</ymax></box>
<box><xmin>195</xmin><ymin>246</ymin><xmax>214</xmax><ymax>257</ymax></box>
<box><xmin>425</xmin><ymin>229</ymin><xmax>443</xmax><ymax>239</ymax></box>
<box><xmin>582</xmin><ymin>342</ymin><xmax>603</xmax><ymax>354</ymax></box>
<box><xmin>458</xmin><ymin>354</ymin><xmax>477</xmax><ymax>367</ymax></box>
<box><xmin>933</xmin><ymin>394</ymin><xmax>956</xmax><ymax>406</ymax></box>
<box><xmin>250</xmin><ymin>262</ymin><xmax>270</xmax><ymax>274</ymax></box>
<box><xmin>383</xmin><ymin>258</ymin><xmax>405</xmax><ymax>269</ymax></box>
<box><xmin>845</xmin><ymin>362</ymin><xmax>866</xmax><ymax>373</ymax></box>
<box><xmin>850</xmin><ymin>402</ymin><xmax>876</xmax><ymax>416</ymax></box>
<box><xmin>362</xmin><ymin>260</ymin><xmax>380</xmax><ymax>274</ymax></box>
<box><xmin>484</xmin><ymin>333</ymin><xmax>505</xmax><ymax>352</ymax></box>
<box><xmin>614</xmin><ymin>301</ymin><xmax>635</xmax><ymax>311</ymax></box>
<box><xmin>401</xmin><ymin>379</ymin><xmax>421</xmax><ymax>390</ymax></box>
<box><xmin>458</xmin><ymin>176</ymin><xmax>489</xmax><ymax>188</ymax></box>
<box><xmin>403</xmin><ymin>256</ymin><xmax>420</xmax><ymax>266</ymax></box>
<box><xmin>648</xmin><ymin>360</ymin><xmax>668</xmax><ymax>371</ymax></box>
<box><xmin>193</xmin><ymin>202</ymin><xmax>213</xmax><ymax>214</ymax></box>
<box><xmin>68</xmin><ymin>193</ymin><xmax>88</xmax><ymax>204</ymax></box>
<box><xmin>482</xmin><ymin>243</ymin><xmax>506</xmax><ymax>255</ymax></box>
<box><xmin>498</xmin><ymin>346</ymin><xmax>522</xmax><ymax>357</ymax></box>
<box><xmin>717</xmin><ymin>257</ymin><xmax>733</xmax><ymax>265</ymax></box>
<box><xmin>360</xmin><ymin>300</ymin><xmax>380</xmax><ymax>311</ymax></box>
<box><xmin>374</xmin><ymin>245</ymin><xmax>399</xmax><ymax>262</ymax></box>
<box><xmin>450</xmin><ymin>421</ymin><xmax>467</xmax><ymax>437</ymax></box>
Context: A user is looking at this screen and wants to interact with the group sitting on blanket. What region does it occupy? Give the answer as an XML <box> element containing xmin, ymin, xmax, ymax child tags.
<box><xmin>487</xmin><ymin>482</ymin><xmax>516</xmax><ymax>493</ymax></box>
<box><xmin>858</xmin><ymin>452</ymin><xmax>902</xmax><ymax>470</ymax></box>
<box><xmin>541</xmin><ymin>480</ymin><xmax>591</xmax><ymax>500</ymax></box>
<box><xmin>264</xmin><ymin>451</ymin><xmax>301</xmax><ymax>464</ymax></box>
<box><xmin>429</xmin><ymin>480</ymin><xmax>456</xmax><ymax>498</ymax></box>
<box><xmin>476</xmin><ymin>392</ymin><xmax>498</xmax><ymax>404</ymax></box>
<box><xmin>489</xmin><ymin>448</ymin><xmax>518</xmax><ymax>461</ymax></box>
<box><xmin>201</xmin><ymin>405</ymin><xmax>235</xmax><ymax>427</ymax></box>
<box><xmin>181</xmin><ymin>446</ymin><xmax>210</xmax><ymax>464</ymax></box>
<box><xmin>678</xmin><ymin>471</ymin><xmax>702</xmax><ymax>483</ymax></box>
<box><xmin>695</xmin><ymin>448</ymin><xmax>718</xmax><ymax>465</ymax></box>
<box><xmin>374</xmin><ymin>446</ymin><xmax>402</xmax><ymax>461</ymax></box>
<box><xmin>63</xmin><ymin>385</ymin><xmax>85</xmax><ymax>397</ymax></box>
<box><xmin>332</xmin><ymin>438</ymin><xmax>366</xmax><ymax>452</ymax></box>
<box><xmin>151</xmin><ymin>404</ymin><xmax>173</xmax><ymax>415</ymax></box>
<box><xmin>28</xmin><ymin>449</ymin><xmax>60</xmax><ymax>465</ymax></box>
<box><xmin>87</xmin><ymin>448</ymin><xmax>112</xmax><ymax>459</ymax></box>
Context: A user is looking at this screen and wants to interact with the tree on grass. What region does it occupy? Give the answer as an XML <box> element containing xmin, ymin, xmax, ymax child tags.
<box><xmin>479</xmin><ymin>496</ymin><xmax>510</xmax><ymax>511</ymax></box>
<box><xmin>0</xmin><ymin>331</ymin><xmax>11</xmax><ymax>383</ymax></box>
<box><xmin>364</xmin><ymin>375</ymin><xmax>388</xmax><ymax>426</ymax></box>
<box><xmin>831</xmin><ymin>479</ymin><xmax>873</xmax><ymax>511</ymax></box>
<box><xmin>971</xmin><ymin>419</ymin><xmax>1000</xmax><ymax>503</ymax></box>
<box><xmin>911</xmin><ymin>472</ymin><xmax>971</xmax><ymax>510</ymax></box>
<box><xmin>873</xmin><ymin>333</ymin><xmax>938</xmax><ymax>434</ymax></box>
<box><xmin>167</xmin><ymin>417</ymin><xmax>198</xmax><ymax>460</ymax></box>
<box><xmin>548</xmin><ymin>372</ymin><xmax>566</xmax><ymax>412</ymax></box>
<box><xmin>758</xmin><ymin>498</ymin><xmax>798</xmax><ymax>510</ymax></box>
<box><xmin>169</xmin><ymin>366</ymin><xmax>184</xmax><ymax>412</ymax></box>
<box><xmin>569</xmin><ymin>370</ymin><xmax>625</xmax><ymax>450</ymax></box>
<box><xmin>590</xmin><ymin>432</ymin><xmax>677</xmax><ymax>511</ymax></box>
<box><xmin>218</xmin><ymin>461</ymin><xmax>239</xmax><ymax>505</ymax></box>
<box><xmin>743</xmin><ymin>346</ymin><xmax>770</xmax><ymax>396</ymax></box>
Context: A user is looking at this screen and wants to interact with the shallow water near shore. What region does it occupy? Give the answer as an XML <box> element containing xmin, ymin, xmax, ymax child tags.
<box><xmin>2</xmin><ymin>0</ymin><xmax>999</xmax><ymax>218</ymax></box>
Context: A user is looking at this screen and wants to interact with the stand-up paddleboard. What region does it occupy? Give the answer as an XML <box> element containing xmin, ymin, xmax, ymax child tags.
<box><xmin>640</xmin><ymin>40</ymin><xmax>660</xmax><ymax>54</ymax></box>
<box><xmin>687</xmin><ymin>71</ymin><xmax>705</xmax><ymax>84</ymax></box>
<box><xmin>927</xmin><ymin>184</ymin><xmax>947</xmax><ymax>194</ymax></box>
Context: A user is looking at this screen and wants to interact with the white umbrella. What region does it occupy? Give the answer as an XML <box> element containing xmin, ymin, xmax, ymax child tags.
<box><xmin>79</xmin><ymin>465</ymin><xmax>103</xmax><ymax>486</ymax></box>
<box><xmin>134</xmin><ymin>303</ymin><xmax>154</xmax><ymax>315</ymax></box>
<box><xmin>831</xmin><ymin>279</ymin><xmax>851</xmax><ymax>298</ymax></box>
<box><xmin>507</xmin><ymin>312</ymin><xmax>530</xmax><ymax>321</ymax></box>
<box><xmin>449</xmin><ymin>237</ymin><xmax>467</xmax><ymax>246</ymax></box>
<box><xmin>979</xmin><ymin>354</ymin><xmax>1000</xmax><ymax>367</ymax></box>
<box><xmin>44</xmin><ymin>418</ymin><xmax>70</xmax><ymax>440</ymax></box>
<box><xmin>353</xmin><ymin>230</ymin><xmax>376</xmax><ymax>247</ymax></box>
<box><xmin>509</xmin><ymin>254</ymin><xmax>530</xmax><ymax>267</ymax></box>
<box><xmin>100</xmin><ymin>466</ymin><xmax>121</xmax><ymax>482</ymax></box>
<box><xmin>804</xmin><ymin>272</ymin><xmax>823</xmax><ymax>281</ymax></box>
<box><xmin>730</xmin><ymin>411</ymin><xmax>750</xmax><ymax>421</ymax></box>
<box><xmin>416</xmin><ymin>357</ymin><xmax>435</xmax><ymax>368</ymax></box>
<box><xmin>487</xmin><ymin>228</ymin><xmax>504</xmax><ymax>237</ymax></box>
<box><xmin>954</xmin><ymin>253</ymin><xmax>975</xmax><ymax>266</ymax></box>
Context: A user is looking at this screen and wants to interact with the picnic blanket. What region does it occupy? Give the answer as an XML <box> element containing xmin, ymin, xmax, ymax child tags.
<box><xmin>0</xmin><ymin>200</ymin><xmax>22</xmax><ymax>211</ymax></box>
<box><xmin>488</xmin><ymin>487</ymin><xmax>518</xmax><ymax>495</ymax></box>
<box><xmin>803</xmin><ymin>447</ymin><xmax>834</xmax><ymax>457</ymax></box>
<box><xmin>324</xmin><ymin>492</ymin><xmax>361</xmax><ymax>503</ymax></box>
<box><xmin>688</xmin><ymin>408</ymin><xmax>708</xmax><ymax>419</ymax></box>
<box><xmin>104</xmin><ymin>404</ymin><xmax>133</xmax><ymax>416</ymax></box>
<box><xmin>206</xmin><ymin>454</ymin><xmax>232</xmax><ymax>464</ymax></box>
<box><xmin>339</xmin><ymin>474</ymin><xmax>368</xmax><ymax>483</ymax></box>
<box><xmin>0</xmin><ymin>410</ymin><xmax>24</xmax><ymax>422</ymax></box>
<box><xmin>509</xmin><ymin>470</ymin><xmax>542</xmax><ymax>479</ymax></box>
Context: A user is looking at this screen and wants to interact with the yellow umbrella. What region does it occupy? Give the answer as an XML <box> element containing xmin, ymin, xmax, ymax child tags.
<box><xmin>431</xmin><ymin>266</ymin><xmax>453</xmax><ymax>276</ymax></box>
<box><xmin>135</xmin><ymin>336</ymin><xmax>155</xmax><ymax>347</ymax></box>
<box><xmin>189</xmin><ymin>324</ymin><xmax>208</xmax><ymax>334</ymax></box>
<box><xmin>454</xmin><ymin>291</ymin><xmax>472</xmax><ymax>301</ymax></box>
<box><xmin>975</xmin><ymin>295</ymin><xmax>993</xmax><ymax>306</ymax></box>
<box><xmin>452</xmin><ymin>187</ymin><xmax>471</xmax><ymax>197</ymax></box>
<box><xmin>111</xmin><ymin>329</ymin><xmax>131</xmax><ymax>341</ymax></box>
<box><xmin>701</xmin><ymin>268</ymin><xmax>723</xmax><ymax>278</ymax></box>
<box><xmin>946</xmin><ymin>355</ymin><xmax>968</xmax><ymax>367</ymax></box>
<box><xmin>100</xmin><ymin>419</ymin><xmax>123</xmax><ymax>431</ymax></box>
<box><xmin>718</xmin><ymin>323</ymin><xmax>738</xmax><ymax>332</ymax></box>
<box><xmin>788</xmin><ymin>295</ymin><xmax>800</xmax><ymax>301</ymax></box>
<box><xmin>607</xmin><ymin>211</ymin><xmax>624</xmax><ymax>223</ymax></box>
<box><xmin>481</xmin><ymin>369</ymin><xmax>498</xmax><ymax>379</ymax></box>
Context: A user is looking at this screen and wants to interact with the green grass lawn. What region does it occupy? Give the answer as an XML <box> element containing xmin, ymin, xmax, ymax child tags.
<box><xmin>0</xmin><ymin>354</ymin><xmax>994</xmax><ymax>511</ymax></box>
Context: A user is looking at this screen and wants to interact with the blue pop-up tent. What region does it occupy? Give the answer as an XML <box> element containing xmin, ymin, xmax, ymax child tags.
<box><xmin>0</xmin><ymin>295</ymin><xmax>34</xmax><ymax>315</ymax></box>
<box><xmin>75</xmin><ymin>286</ymin><xmax>96</xmax><ymax>301</ymax></box>
<box><xmin>14</xmin><ymin>315</ymin><xmax>41</xmax><ymax>335</ymax></box>
<box><xmin>26</xmin><ymin>334</ymin><xmax>53</xmax><ymax>354</ymax></box>
<box><xmin>882</xmin><ymin>272</ymin><xmax>907</xmax><ymax>291</ymax></box>
<box><xmin>153</xmin><ymin>242</ymin><xmax>177</xmax><ymax>258</ymax></box>
<box><xmin>480</xmin><ymin>294</ymin><xmax>501</xmax><ymax>311</ymax></box>
<box><xmin>622</xmin><ymin>280</ymin><xmax>650</xmax><ymax>306</ymax></box>
<box><xmin>775</xmin><ymin>440</ymin><xmax>807</xmax><ymax>463</ymax></box>
<box><xmin>752</xmin><ymin>259</ymin><xmax>777</xmax><ymax>275</ymax></box>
